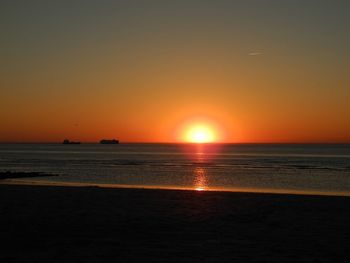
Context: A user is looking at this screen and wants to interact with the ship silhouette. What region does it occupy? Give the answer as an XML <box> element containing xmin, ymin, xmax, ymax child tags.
<box><xmin>63</xmin><ymin>139</ymin><xmax>81</xmax><ymax>145</ymax></box>
<box><xmin>100</xmin><ymin>139</ymin><xmax>119</xmax><ymax>144</ymax></box>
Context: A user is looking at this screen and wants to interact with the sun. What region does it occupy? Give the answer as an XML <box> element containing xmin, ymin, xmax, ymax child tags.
<box><xmin>175</xmin><ymin>116</ymin><xmax>224</xmax><ymax>143</ymax></box>
<box><xmin>185</xmin><ymin>125</ymin><xmax>216</xmax><ymax>143</ymax></box>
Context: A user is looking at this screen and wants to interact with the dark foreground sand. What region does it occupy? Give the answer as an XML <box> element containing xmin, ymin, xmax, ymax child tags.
<box><xmin>1</xmin><ymin>184</ymin><xmax>349</xmax><ymax>262</ymax></box>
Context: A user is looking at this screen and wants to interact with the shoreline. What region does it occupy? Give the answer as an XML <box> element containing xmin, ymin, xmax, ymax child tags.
<box><xmin>1</xmin><ymin>178</ymin><xmax>350</xmax><ymax>197</ymax></box>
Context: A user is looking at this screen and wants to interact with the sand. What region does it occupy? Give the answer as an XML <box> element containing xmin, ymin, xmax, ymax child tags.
<box><xmin>0</xmin><ymin>184</ymin><xmax>349</xmax><ymax>262</ymax></box>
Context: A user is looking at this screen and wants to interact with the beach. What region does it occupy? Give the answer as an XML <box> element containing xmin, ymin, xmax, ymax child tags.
<box><xmin>1</xmin><ymin>184</ymin><xmax>349</xmax><ymax>262</ymax></box>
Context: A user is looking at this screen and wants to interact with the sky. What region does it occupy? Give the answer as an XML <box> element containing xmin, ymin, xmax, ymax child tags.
<box><xmin>1</xmin><ymin>0</ymin><xmax>350</xmax><ymax>143</ymax></box>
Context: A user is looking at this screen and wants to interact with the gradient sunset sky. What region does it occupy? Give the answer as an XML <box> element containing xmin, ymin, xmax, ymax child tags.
<box><xmin>1</xmin><ymin>0</ymin><xmax>349</xmax><ymax>143</ymax></box>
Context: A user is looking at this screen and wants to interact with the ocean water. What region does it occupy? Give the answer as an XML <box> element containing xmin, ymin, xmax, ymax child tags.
<box><xmin>1</xmin><ymin>143</ymin><xmax>350</xmax><ymax>195</ymax></box>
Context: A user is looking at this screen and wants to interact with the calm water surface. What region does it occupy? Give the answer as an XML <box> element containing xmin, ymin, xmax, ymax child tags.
<box><xmin>1</xmin><ymin>143</ymin><xmax>349</xmax><ymax>195</ymax></box>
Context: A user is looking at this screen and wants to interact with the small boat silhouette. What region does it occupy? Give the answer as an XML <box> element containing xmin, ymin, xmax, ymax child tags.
<box><xmin>63</xmin><ymin>139</ymin><xmax>81</xmax><ymax>145</ymax></box>
<box><xmin>100</xmin><ymin>139</ymin><xmax>119</xmax><ymax>144</ymax></box>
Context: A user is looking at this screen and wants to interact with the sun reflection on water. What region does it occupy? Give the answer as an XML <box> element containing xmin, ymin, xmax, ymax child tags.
<box><xmin>193</xmin><ymin>167</ymin><xmax>208</xmax><ymax>191</ymax></box>
<box><xmin>181</xmin><ymin>142</ymin><xmax>223</xmax><ymax>191</ymax></box>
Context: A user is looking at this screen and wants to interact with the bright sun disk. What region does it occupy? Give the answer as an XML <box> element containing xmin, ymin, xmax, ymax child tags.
<box><xmin>185</xmin><ymin>125</ymin><xmax>216</xmax><ymax>143</ymax></box>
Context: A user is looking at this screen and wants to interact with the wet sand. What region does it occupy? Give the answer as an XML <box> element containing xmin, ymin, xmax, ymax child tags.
<box><xmin>0</xmin><ymin>184</ymin><xmax>349</xmax><ymax>262</ymax></box>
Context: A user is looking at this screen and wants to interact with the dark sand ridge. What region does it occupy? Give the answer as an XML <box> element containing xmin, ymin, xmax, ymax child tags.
<box><xmin>1</xmin><ymin>184</ymin><xmax>349</xmax><ymax>262</ymax></box>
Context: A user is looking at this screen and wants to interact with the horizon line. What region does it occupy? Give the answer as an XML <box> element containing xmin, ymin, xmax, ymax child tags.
<box><xmin>1</xmin><ymin>141</ymin><xmax>350</xmax><ymax>145</ymax></box>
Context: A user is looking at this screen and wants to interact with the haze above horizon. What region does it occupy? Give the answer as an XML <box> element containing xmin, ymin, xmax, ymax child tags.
<box><xmin>1</xmin><ymin>0</ymin><xmax>349</xmax><ymax>143</ymax></box>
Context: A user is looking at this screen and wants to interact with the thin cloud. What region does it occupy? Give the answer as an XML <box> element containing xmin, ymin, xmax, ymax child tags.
<box><xmin>249</xmin><ymin>52</ymin><xmax>263</xmax><ymax>56</ymax></box>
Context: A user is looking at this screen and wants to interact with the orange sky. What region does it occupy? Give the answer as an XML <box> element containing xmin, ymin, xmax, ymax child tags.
<box><xmin>1</xmin><ymin>1</ymin><xmax>350</xmax><ymax>143</ymax></box>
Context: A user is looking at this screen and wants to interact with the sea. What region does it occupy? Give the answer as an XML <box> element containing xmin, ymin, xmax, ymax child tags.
<box><xmin>1</xmin><ymin>143</ymin><xmax>350</xmax><ymax>196</ymax></box>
